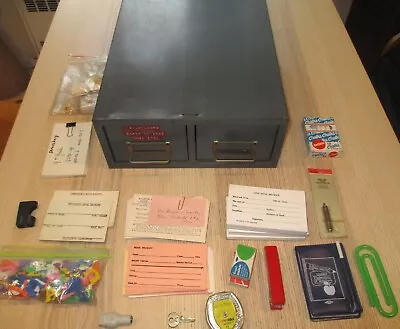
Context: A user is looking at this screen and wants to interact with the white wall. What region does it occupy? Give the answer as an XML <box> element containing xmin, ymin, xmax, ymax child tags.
<box><xmin>0</xmin><ymin>0</ymin><xmax>38</xmax><ymax>69</ymax></box>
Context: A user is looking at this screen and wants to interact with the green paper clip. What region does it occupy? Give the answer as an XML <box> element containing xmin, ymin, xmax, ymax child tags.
<box><xmin>354</xmin><ymin>244</ymin><xmax>398</xmax><ymax>318</ymax></box>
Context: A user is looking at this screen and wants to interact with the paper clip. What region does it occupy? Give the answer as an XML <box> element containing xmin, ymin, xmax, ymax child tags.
<box><xmin>354</xmin><ymin>244</ymin><xmax>398</xmax><ymax>318</ymax></box>
<box><xmin>177</xmin><ymin>197</ymin><xmax>186</xmax><ymax>210</ymax></box>
<box><xmin>66</xmin><ymin>122</ymin><xmax>76</xmax><ymax>137</ymax></box>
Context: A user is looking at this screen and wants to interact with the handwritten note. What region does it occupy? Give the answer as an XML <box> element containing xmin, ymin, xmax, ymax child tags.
<box><xmin>124</xmin><ymin>242</ymin><xmax>209</xmax><ymax>296</ymax></box>
<box><xmin>42</xmin><ymin>122</ymin><xmax>92</xmax><ymax>177</ymax></box>
<box><xmin>124</xmin><ymin>194</ymin><xmax>209</xmax><ymax>243</ymax></box>
<box><xmin>148</xmin><ymin>196</ymin><xmax>208</xmax><ymax>227</ymax></box>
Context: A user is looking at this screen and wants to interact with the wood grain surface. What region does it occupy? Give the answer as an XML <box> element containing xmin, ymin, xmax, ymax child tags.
<box><xmin>0</xmin><ymin>0</ymin><xmax>399</xmax><ymax>328</ymax></box>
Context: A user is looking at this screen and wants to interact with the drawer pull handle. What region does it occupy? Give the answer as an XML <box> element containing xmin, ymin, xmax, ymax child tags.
<box><xmin>126</xmin><ymin>141</ymin><xmax>171</xmax><ymax>164</ymax></box>
<box><xmin>213</xmin><ymin>140</ymin><xmax>257</xmax><ymax>163</ymax></box>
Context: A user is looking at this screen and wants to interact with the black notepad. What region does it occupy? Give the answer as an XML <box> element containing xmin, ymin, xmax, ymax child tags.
<box><xmin>295</xmin><ymin>243</ymin><xmax>362</xmax><ymax>321</ymax></box>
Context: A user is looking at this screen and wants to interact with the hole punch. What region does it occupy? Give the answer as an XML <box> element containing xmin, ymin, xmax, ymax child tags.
<box><xmin>16</xmin><ymin>201</ymin><xmax>38</xmax><ymax>228</ymax></box>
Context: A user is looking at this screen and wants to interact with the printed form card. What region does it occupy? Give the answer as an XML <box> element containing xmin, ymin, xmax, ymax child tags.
<box><xmin>124</xmin><ymin>194</ymin><xmax>209</xmax><ymax>243</ymax></box>
<box><xmin>124</xmin><ymin>242</ymin><xmax>209</xmax><ymax>296</ymax></box>
<box><xmin>42</xmin><ymin>122</ymin><xmax>92</xmax><ymax>177</ymax></box>
<box><xmin>39</xmin><ymin>198</ymin><xmax>111</xmax><ymax>242</ymax></box>
<box><xmin>52</xmin><ymin>190</ymin><xmax>119</xmax><ymax>227</ymax></box>
<box><xmin>227</xmin><ymin>184</ymin><xmax>308</xmax><ymax>235</ymax></box>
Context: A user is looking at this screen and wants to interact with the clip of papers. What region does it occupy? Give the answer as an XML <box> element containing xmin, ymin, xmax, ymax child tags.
<box><xmin>124</xmin><ymin>194</ymin><xmax>210</xmax><ymax>243</ymax></box>
<box><xmin>39</xmin><ymin>190</ymin><xmax>119</xmax><ymax>242</ymax></box>
<box><xmin>123</xmin><ymin>242</ymin><xmax>214</xmax><ymax>298</ymax></box>
<box><xmin>226</xmin><ymin>184</ymin><xmax>308</xmax><ymax>240</ymax></box>
<box><xmin>42</xmin><ymin>121</ymin><xmax>92</xmax><ymax>177</ymax></box>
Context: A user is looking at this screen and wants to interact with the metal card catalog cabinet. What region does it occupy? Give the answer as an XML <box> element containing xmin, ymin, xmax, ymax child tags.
<box><xmin>93</xmin><ymin>0</ymin><xmax>288</xmax><ymax>168</ymax></box>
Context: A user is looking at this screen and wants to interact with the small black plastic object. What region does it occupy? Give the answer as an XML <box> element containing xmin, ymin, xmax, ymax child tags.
<box><xmin>16</xmin><ymin>201</ymin><xmax>38</xmax><ymax>228</ymax></box>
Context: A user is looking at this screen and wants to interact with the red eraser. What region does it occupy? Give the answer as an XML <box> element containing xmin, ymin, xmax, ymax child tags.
<box><xmin>264</xmin><ymin>246</ymin><xmax>285</xmax><ymax>310</ymax></box>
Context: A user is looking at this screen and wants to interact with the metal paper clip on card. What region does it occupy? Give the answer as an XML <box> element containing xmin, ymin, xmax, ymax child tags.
<box><xmin>355</xmin><ymin>245</ymin><xmax>398</xmax><ymax>318</ymax></box>
<box><xmin>66</xmin><ymin>122</ymin><xmax>76</xmax><ymax>137</ymax></box>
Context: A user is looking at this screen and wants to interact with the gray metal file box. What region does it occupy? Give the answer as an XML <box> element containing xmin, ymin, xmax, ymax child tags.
<box><xmin>93</xmin><ymin>0</ymin><xmax>288</xmax><ymax>168</ymax></box>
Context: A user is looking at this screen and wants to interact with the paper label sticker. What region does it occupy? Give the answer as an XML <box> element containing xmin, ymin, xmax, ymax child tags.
<box><xmin>213</xmin><ymin>299</ymin><xmax>237</xmax><ymax>329</ymax></box>
<box><xmin>123</xmin><ymin>125</ymin><xmax>167</xmax><ymax>141</ymax></box>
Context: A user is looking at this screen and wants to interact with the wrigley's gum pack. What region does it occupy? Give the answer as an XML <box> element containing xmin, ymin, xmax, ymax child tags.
<box><xmin>229</xmin><ymin>244</ymin><xmax>256</xmax><ymax>288</ymax></box>
<box><xmin>303</xmin><ymin>117</ymin><xmax>343</xmax><ymax>158</ymax></box>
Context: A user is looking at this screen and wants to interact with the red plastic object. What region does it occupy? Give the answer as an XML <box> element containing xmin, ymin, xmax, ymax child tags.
<box><xmin>264</xmin><ymin>246</ymin><xmax>285</xmax><ymax>310</ymax></box>
<box><xmin>307</xmin><ymin>168</ymin><xmax>333</xmax><ymax>175</ymax></box>
<box><xmin>229</xmin><ymin>276</ymin><xmax>250</xmax><ymax>288</ymax></box>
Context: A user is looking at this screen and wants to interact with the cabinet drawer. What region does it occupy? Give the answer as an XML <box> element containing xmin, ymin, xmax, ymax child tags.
<box><xmin>103</xmin><ymin>122</ymin><xmax>188</xmax><ymax>163</ymax></box>
<box><xmin>195</xmin><ymin>123</ymin><xmax>278</xmax><ymax>162</ymax></box>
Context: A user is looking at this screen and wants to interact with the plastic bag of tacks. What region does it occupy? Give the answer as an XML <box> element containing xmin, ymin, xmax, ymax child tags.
<box><xmin>51</xmin><ymin>55</ymin><xmax>107</xmax><ymax>115</ymax></box>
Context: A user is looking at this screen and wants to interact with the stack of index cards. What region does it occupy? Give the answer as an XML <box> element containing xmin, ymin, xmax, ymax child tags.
<box><xmin>39</xmin><ymin>190</ymin><xmax>119</xmax><ymax>242</ymax></box>
<box><xmin>226</xmin><ymin>184</ymin><xmax>308</xmax><ymax>240</ymax></box>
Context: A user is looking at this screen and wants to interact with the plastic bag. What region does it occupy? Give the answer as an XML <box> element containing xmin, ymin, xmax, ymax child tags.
<box><xmin>0</xmin><ymin>246</ymin><xmax>109</xmax><ymax>303</ymax></box>
<box><xmin>52</xmin><ymin>55</ymin><xmax>107</xmax><ymax>115</ymax></box>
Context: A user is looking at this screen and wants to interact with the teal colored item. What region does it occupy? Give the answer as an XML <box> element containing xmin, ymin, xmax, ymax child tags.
<box><xmin>230</xmin><ymin>245</ymin><xmax>256</xmax><ymax>280</ymax></box>
<box><xmin>354</xmin><ymin>244</ymin><xmax>398</xmax><ymax>318</ymax></box>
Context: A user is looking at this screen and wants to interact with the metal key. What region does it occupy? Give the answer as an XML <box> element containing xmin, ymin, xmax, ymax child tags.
<box><xmin>167</xmin><ymin>312</ymin><xmax>195</xmax><ymax>328</ymax></box>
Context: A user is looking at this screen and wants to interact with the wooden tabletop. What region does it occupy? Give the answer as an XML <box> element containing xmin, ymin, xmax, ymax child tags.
<box><xmin>1</xmin><ymin>0</ymin><xmax>400</xmax><ymax>328</ymax></box>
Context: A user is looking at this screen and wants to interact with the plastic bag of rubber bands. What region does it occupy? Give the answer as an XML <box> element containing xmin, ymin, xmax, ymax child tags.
<box><xmin>0</xmin><ymin>246</ymin><xmax>109</xmax><ymax>304</ymax></box>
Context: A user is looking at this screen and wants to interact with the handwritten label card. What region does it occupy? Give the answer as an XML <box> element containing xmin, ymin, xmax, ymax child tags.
<box><xmin>124</xmin><ymin>194</ymin><xmax>210</xmax><ymax>243</ymax></box>
<box><xmin>148</xmin><ymin>196</ymin><xmax>208</xmax><ymax>227</ymax></box>
<box><xmin>42</xmin><ymin>122</ymin><xmax>92</xmax><ymax>177</ymax></box>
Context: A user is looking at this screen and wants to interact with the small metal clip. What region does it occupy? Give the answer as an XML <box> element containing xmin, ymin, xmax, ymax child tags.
<box><xmin>178</xmin><ymin>197</ymin><xmax>186</xmax><ymax>210</ymax></box>
<box><xmin>66</xmin><ymin>122</ymin><xmax>76</xmax><ymax>137</ymax></box>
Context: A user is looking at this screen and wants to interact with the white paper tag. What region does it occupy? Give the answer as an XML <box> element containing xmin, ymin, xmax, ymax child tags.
<box><xmin>42</xmin><ymin>122</ymin><xmax>92</xmax><ymax>177</ymax></box>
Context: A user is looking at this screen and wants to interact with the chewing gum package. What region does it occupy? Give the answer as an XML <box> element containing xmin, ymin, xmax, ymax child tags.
<box><xmin>303</xmin><ymin>117</ymin><xmax>343</xmax><ymax>158</ymax></box>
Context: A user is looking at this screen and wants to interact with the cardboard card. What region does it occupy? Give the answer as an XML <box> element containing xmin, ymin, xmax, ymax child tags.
<box><xmin>42</xmin><ymin>122</ymin><xmax>92</xmax><ymax>177</ymax></box>
<box><xmin>52</xmin><ymin>190</ymin><xmax>119</xmax><ymax>226</ymax></box>
<box><xmin>148</xmin><ymin>196</ymin><xmax>209</xmax><ymax>227</ymax></box>
<box><xmin>40</xmin><ymin>224</ymin><xmax>108</xmax><ymax>242</ymax></box>
<box><xmin>124</xmin><ymin>242</ymin><xmax>209</xmax><ymax>295</ymax></box>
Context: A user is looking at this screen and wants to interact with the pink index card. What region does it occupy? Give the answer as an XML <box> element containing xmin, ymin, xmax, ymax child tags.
<box><xmin>148</xmin><ymin>195</ymin><xmax>208</xmax><ymax>227</ymax></box>
<box><xmin>124</xmin><ymin>241</ymin><xmax>209</xmax><ymax>295</ymax></box>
